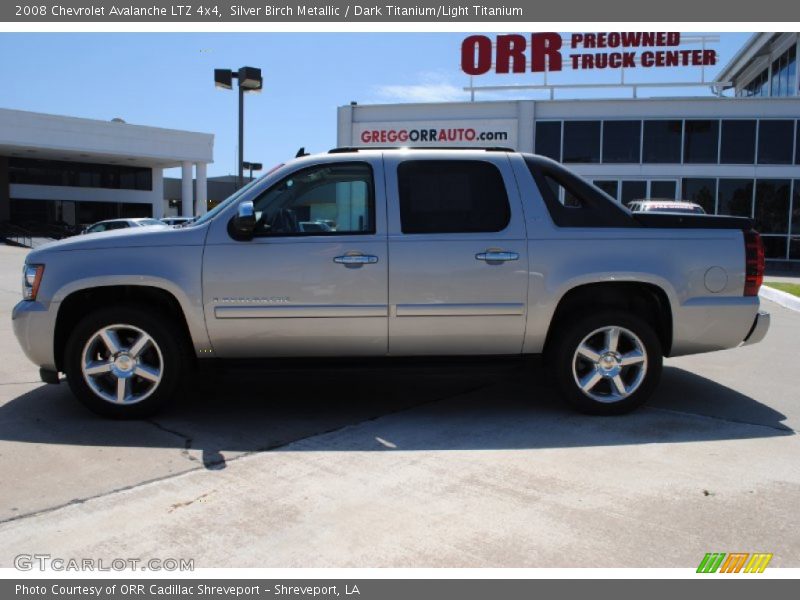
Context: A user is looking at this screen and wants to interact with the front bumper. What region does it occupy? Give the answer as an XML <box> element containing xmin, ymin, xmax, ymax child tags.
<box><xmin>12</xmin><ymin>299</ymin><xmax>58</xmax><ymax>372</ymax></box>
<box><xmin>742</xmin><ymin>310</ymin><xmax>770</xmax><ymax>346</ymax></box>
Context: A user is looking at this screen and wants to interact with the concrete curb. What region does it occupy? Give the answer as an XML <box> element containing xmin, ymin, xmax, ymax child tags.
<box><xmin>760</xmin><ymin>285</ymin><xmax>800</xmax><ymax>313</ymax></box>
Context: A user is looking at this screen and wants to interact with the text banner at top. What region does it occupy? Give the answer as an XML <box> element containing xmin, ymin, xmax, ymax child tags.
<box><xmin>2</xmin><ymin>1</ymin><xmax>800</xmax><ymax>22</ymax></box>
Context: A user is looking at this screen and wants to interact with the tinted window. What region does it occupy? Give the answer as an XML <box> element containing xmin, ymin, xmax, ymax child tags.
<box><xmin>252</xmin><ymin>162</ymin><xmax>374</xmax><ymax>236</ymax></box>
<box><xmin>758</xmin><ymin>120</ymin><xmax>794</xmax><ymax>164</ymax></box>
<box><xmin>525</xmin><ymin>157</ymin><xmax>634</xmax><ymax>228</ymax></box>
<box><xmin>535</xmin><ymin>121</ymin><xmax>561</xmax><ymax>161</ymax></box>
<box><xmin>794</xmin><ymin>181</ymin><xmax>800</xmax><ymax>236</ymax></box>
<box><xmin>717</xmin><ymin>179</ymin><xmax>753</xmax><ymax>217</ymax></box>
<box><xmin>397</xmin><ymin>160</ymin><xmax>510</xmax><ymax>234</ymax></box>
<box><xmin>602</xmin><ymin>121</ymin><xmax>641</xmax><ymax>163</ymax></box>
<box><xmin>796</xmin><ymin>122</ymin><xmax>800</xmax><ymax>164</ymax></box>
<box><xmin>683</xmin><ymin>120</ymin><xmax>719</xmax><ymax>164</ymax></box>
<box><xmin>621</xmin><ymin>181</ymin><xmax>647</xmax><ymax>206</ymax></box>
<box><xmin>643</xmin><ymin>120</ymin><xmax>682</xmax><ymax>163</ymax></box>
<box><xmin>594</xmin><ymin>180</ymin><xmax>619</xmax><ymax>200</ymax></box>
<box><xmin>762</xmin><ymin>236</ymin><xmax>787</xmax><ymax>259</ymax></box>
<box><xmin>563</xmin><ymin>121</ymin><xmax>600</xmax><ymax>163</ymax></box>
<box><xmin>682</xmin><ymin>178</ymin><xmax>717</xmax><ymax>214</ymax></box>
<box><xmin>650</xmin><ymin>181</ymin><xmax>677</xmax><ymax>199</ymax></box>
<box><xmin>7</xmin><ymin>157</ymin><xmax>152</xmax><ymax>191</ymax></box>
<box><xmin>754</xmin><ymin>179</ymin><xmax>790</xmax><ymax>233</ymax></box>
<box><xmin>720</xmin><ymin>120</ymin><xmax>756</xmax><ymax>164</ymax></box>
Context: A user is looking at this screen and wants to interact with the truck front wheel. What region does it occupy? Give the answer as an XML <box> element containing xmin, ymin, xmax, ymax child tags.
<box><xmin>63</xmin><ymin>305</ymin><xmax>190</xmax><ymax>418</ymax></box>
<box><xmin>551</xmin><ymin>310</ymin><xmax>662</xmax><ymax>415</ymax></box>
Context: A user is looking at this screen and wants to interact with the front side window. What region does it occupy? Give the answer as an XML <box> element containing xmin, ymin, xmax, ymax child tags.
<box><xmin>397</xmin><ymin>160</ymin><xmax>510</xmax><ymax>234</ymax></box>
<box><xmin>251</xmin><ymin>162</ymin><xmax>374</xmax><ymax>236</ymax></box>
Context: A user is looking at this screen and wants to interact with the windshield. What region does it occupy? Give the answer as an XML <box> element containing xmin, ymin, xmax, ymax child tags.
<box><xmin>190</xmin><ymin>176</ymin><xmax>264</xmax><ymax>227</ymax></box>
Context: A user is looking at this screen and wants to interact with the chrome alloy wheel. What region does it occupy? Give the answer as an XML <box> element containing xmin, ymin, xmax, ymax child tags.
<box><xmin>571</xmin><ymin>325</ymin><xmax>648</xmax><ymax>403</ymax></box>
<box><xmin>80</xmin><ymin>324</ymin><xmax>164</xmax><ymax>405</ymax></box>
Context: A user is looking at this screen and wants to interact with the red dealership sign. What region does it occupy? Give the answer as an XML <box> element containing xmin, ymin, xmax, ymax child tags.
<box><xmin>461</xmin><ymin>32</ymin><xmax>716</xmax><ymax>75</ymax></box>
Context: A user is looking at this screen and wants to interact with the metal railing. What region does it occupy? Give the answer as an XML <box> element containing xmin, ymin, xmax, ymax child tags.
<box><xmin>0</xmin><ymin>222</ymin><xmax>33</xmax><ymax>248</ymax></box>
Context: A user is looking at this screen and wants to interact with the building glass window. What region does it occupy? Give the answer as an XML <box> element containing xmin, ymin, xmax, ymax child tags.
<box><xmin>535</xmin><ymin>121</ymin><xmax>561</xmax><ymax>161</ymax></box>
<box><xmin>742</xmin><ymin>69</ymin><xmax>769</xmax><ymax>97</ymax></box>
<box><xmin>758</xmin><ymin>120</ymin><xmax>794</xmax><ymax>164</ymax></box>
<box><xmin>762</xmin><ymin>236</ymin><xmax>788</xmax><ymax>260</ymax></box>
<box><xmin>754</xmin><ymin>179</ymin><xmax>791</xmax><ymax>234</ymax></box>
<box><xmin>770</xmin><ymin>46</ymin><xmax>796</xmax><ymax>97</ymax></box>
<box><xmin>796</xmin><ymin>121</ymin><xmax>800</xmax><ymax>164</ymax></box>
<box><xmin>682</xmin><ymin>178</ymin><xmax>717</xmax><ymax>214</ymax></box>
<box><xmin>7</xmin><ymin>158</ymin><xmax>152</xmax><ymax>191</ymax></box>
<box><xmin>720</xmin><ymin>120</ymin><xmax>756</xmax><ymax>164</ymax></box>
<box><xmin>791</xmin><ymin>181</ymin><xmax>800</xmax><ymax>260</ymax></box>
<box><xmin>397</xmin><ymin>160</ymin><xmax>510</xmax><ymax>234</ymax></box>
<box><xmin>602</xmin><ymin>121</ymin><xmax>641</xmax><ymax>163</ymax></box>
<box><xmin>621</xmin><ymin>181</ymin><xmax>647</xmax><ymax>206</ymax></box>
<box><xmin>793</xmin><ymin>181</ymin><xmax>800</xmax><ymax>234</ymax></box>
<box><xmin>642</xmin><ymin>120</ymin><xmax>682</xmax><ymax>163</ymax></box>
<box><xmin>717</xmin><ymin>179</ymin><xmax>753</xmax><ymax>218</ymax></box>
<box><xmin>683</xmin><ymin>120</ymin><xmax>719</xmax><ymax>164</ymax></box>
<box><xmin>562</xmin><ymin>121</ymin><xmax>601</xmax><ymax>163</ymax></box>
<box><xmin>650</xmin><ymin>181</ymin><xmax>677</xmax><ymax>199</ymax></box>
<box><xmin>594</xmin><ymin>180</ymin><xmax>619</xmax><ymax>201</ymax></box>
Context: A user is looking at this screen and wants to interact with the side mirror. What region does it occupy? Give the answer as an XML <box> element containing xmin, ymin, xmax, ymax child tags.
<box><xmin>228</xmin><ymin>200</ymin><xmax>256</xmax><ymax>241</ymax></box>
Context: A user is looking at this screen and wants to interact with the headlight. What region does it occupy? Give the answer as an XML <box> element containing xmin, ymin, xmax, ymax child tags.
<box><xmin>22</xmin><ymin>264</ymin><xmax>44</xmax><ymax>301</ymax></box>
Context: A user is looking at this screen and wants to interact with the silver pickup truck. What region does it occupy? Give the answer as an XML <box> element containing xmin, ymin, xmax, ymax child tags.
<box><xmin>12</xmin><ymin>148</ymin><xmax>769</xmax><ymax>418</ymax></box>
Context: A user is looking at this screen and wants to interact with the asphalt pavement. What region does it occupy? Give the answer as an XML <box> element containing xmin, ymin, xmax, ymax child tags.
<box><xmin>0</xmin><ymin>243</ymin><xmax>797</xmax><ymax>568</ymax></box>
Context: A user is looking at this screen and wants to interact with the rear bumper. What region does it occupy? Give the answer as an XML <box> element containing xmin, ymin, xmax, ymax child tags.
<box><xmin>741</xmin><ymin>310</ymin><xmax>770</xmax><ymax>346</ymax></box>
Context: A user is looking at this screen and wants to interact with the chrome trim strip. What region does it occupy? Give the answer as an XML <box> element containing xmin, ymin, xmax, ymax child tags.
<box><xmin>395</xmin><ymin>303</ymin><xmax>525</xmax><ymax>317</ymax></box>
<box><xmin>215</xmin><ymin>305</ymin><xmax>388</xmax><ymax>319</ymax></box>
<box><xmin>475</xmin><ymin>251</ymin><xmax>520</xmax><ymax>262</ymax></box>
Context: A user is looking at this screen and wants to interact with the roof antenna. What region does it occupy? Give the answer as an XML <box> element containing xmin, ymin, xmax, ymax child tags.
<box><xmin>295</xmin><ymin>147</ymin><xmax>309</xmax><ymax>158</ymax></box>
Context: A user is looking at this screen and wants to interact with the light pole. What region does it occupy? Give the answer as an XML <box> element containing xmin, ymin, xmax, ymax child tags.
<box><xmin>214</xmin><ymin>67</ymin><xmax>262</xmax><ymax>190</ymax></box>
<box><xmin>242</xmin><ymin>161</ymin><xmax>263</xmax><ymax>182</ymax></box>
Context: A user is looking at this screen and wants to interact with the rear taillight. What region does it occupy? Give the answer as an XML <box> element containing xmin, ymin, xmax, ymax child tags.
<box><xmin>744</xmin><ymin>229</ymin><xmax>764</xmax><ymax>297</ymax></box>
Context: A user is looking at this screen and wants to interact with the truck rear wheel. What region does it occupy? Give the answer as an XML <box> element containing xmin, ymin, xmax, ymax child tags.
<box><xmin>64</xmin><ymin>305</ymin><xmax>190</xmax><ymax>418</ymax></box>
<box><xmin>551</xmin><ymin>310</ymin><xmax>662</xmax><ymax>415</ymax></box>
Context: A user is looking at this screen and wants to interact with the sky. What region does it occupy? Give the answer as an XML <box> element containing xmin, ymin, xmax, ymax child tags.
<box><xmin>0</xmin><ymin>32</ymin><xmax>752</xmax><ymax>178</ymax></box>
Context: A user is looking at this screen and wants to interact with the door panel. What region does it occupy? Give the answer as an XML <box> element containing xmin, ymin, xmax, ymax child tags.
<box><xmin>384</xmin><ymin>154</ymin><xmax>529</xmax><ymax>356</ymax></box>
<box><xmin>202</xmin><ymin>158</ymin><xmax>388</xmax><ymax>358</ymax></box>
<box><xmin>203</xmin><ymin>238</ymin><xmax>387</xmax><ymax>357</ymax></box>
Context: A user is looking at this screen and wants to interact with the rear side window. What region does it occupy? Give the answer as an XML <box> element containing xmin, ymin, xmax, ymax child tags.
<box><xmin>397</xmin><ymin>160</ymin><xmax>510</xmax><ymax>234</ymax></box>
<box><xmin>525</xmin><ymin>155</ymin><xmax>635</xmax><ymax>228</ymax></box>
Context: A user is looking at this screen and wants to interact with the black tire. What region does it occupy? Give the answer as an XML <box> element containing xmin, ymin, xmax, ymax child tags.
<box><xmin>63</xmin><ymin>304</ymin><xmax>191</xmax><ymax>418</ymax></box>
<box><xmin>549</xmin><ymin>309</ymin><xmax>662</xmax><ymax>415</ymax></box>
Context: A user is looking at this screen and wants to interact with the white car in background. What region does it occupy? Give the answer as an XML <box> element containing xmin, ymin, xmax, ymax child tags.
<box><xmin>82</xmin><ymin>218</ymin><xmax>169</xmax><ymax>234</ymax></box>
<box><xmin>160</xmin><ymin>217</ymin><xmax>196</xmax><ymax>227</ymax></box>
<box><xmin>627</xmin><ymin>200</ymin><xmax>707</xmax><ymax>215</ymax></box>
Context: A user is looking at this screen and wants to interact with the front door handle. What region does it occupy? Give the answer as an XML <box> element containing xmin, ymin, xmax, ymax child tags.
<box><xmin>475</xmin><ymin>251</ymin><xmax>520</xmax><ymax>263</ymax></box>
<box><xmin>334</xmin><ymin>254</ymin><xmax>379</xmax><ymax>266</ymax></box>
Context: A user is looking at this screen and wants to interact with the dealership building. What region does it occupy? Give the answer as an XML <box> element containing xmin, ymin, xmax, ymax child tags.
<box><xmin>0</xmin><ymin>108</ymin><xmax>213</xmax><ymax>231</ymax></box>
<box><xmin>339</xmin><ymin>33</ymin><xmax>800</xmax><ymax>261</ymax></box>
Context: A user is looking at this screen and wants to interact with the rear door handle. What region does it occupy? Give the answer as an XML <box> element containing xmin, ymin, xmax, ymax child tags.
<box><xmin>334</xmin><ymin>255</ymin><xmax>379</xmax><ymax>266</ymax></box>
<box><xmin>475</xmin><ymin>251</ymin><xmax>520</xmax><ymax>262</ymax></box>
